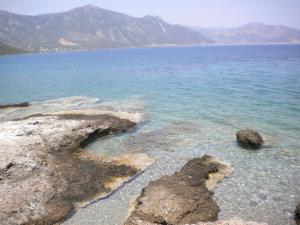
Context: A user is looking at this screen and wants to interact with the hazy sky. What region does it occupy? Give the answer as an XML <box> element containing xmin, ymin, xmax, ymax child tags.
<box><xmin>1</xmin><ymin>0</ymin><xmax>300</xmax><ymax>28</ymax></box>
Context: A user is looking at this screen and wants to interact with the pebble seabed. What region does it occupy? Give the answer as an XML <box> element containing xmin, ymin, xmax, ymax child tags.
<box><xmin>64</xmin><ymin>121</ymin><xmax>299</xmax><ymax>225</ymax></box>
<box><xmin>1</xmin><ymin>97</ymin><xmax>298</xmax><ymax>225</ymax></box>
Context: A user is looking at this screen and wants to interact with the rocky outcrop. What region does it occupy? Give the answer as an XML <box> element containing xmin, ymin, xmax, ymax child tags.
<box><xmin>236</xmin><ymin>129</ymin><xmax>264</xmax><ymax>149</ymax></box>
<box><xmin>0</xmin><ymin>112</ymin><xmax>154</xmax><ymax>225</ymax></box>
<box><xmin>0</xmin><ymin>102</ymin><xmax>29</xmax><ymax>109</ymax></box>
<box><xmin>295</xmin><ymin>203</ymin><xmax>300</xmax><ymax>225</ymax></box>
<box><xmin>124</xmin><ymin>155</ymin><xmax>232</xmax><ymax>225</ymax></box>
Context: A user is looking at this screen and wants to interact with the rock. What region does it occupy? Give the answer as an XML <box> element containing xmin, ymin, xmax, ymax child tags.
<box><xmin>236</xmin><ymin>129</ymin><xmax>264</xmax><ymax>149</ymax></box>
<box><xmin>0</xmin><ymin>102</ymin><xmax>29</xmax><ymax>109</ymax></box>
<box><xmin>295</xmin><ymin>203</ymin><xmax>300</xmax><ymax>225</ymax></box>
<box><xmin>0</xmin><ymin>112</ymin><xmax>154</xmax><ymax>225</ymax></box>
<box><xmin>124</xmin><ymin>155</ymin><xmax>232</xmax><ymax>225</ymax></box>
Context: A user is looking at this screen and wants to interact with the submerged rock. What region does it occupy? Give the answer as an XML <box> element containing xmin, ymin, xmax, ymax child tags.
<box><xmin>236</xmin><ymin>129</ymin><xmax>264</xmax><ymax>149</ymax></box>
<box><xmin>0</xmin><ymin>102</ymin><xmax>29</xmax><ymax>109</ymax></box>
<box><xmin>296</xmin><ymin>203</ymin><xmax>300</xmax><ymax>225</ymax></box>
<box><xmin>124</xmin><ymin>155</ymin><xmax>232</xmax><ymax>225</ymax></box>
<box><xmin>123</xmin><ymin>121</ymin><xmax>202</xmax><ymax>152</ymax></box>
<box><xmin>0</xmin><ymin>112</ymin><xmax>154</xmax><ymax>225</ymax></box>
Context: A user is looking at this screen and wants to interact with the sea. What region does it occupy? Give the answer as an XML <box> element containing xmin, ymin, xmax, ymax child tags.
<box><xmin>0</xmin><ymin>44</ymin><xmax>299</xmax><ymax>225</ymax></box>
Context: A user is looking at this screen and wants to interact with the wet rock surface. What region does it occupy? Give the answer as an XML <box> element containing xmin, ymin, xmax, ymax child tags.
<box><xmin>0</xmin><ymin>112</ymin><xmax>153</xmax><ymax>225</ymax></box>
<box><xmin>0</xmin><ymin>102</ymin><xmax>29</xmax><ymax>109</ymax></box>
<box><xmin>236</xmin><ymin>129</ymin><xmax>264</xmax><ymax>149</ymax></box>
<box><xmin>124</xmin><ymin>155</ymin><xmax>232</xmax><ymax>225</ymax></box>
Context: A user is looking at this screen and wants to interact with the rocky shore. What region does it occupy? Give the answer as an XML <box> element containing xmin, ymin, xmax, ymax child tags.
<box><xmin>0</xmin><ymin>111</ymin><xmax>153</xmax><ymax>225</ymax></box>
<box><xmin>0</xmin><ymin>99</ymin><xmax>291</xmax><ymax>225</ymax></box>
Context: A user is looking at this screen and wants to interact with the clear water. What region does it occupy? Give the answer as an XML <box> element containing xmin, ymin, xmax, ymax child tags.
<box><xmin>0</xmin><ymin>45</ymin><xmax>299</xmax><ymax>225</ymax></box>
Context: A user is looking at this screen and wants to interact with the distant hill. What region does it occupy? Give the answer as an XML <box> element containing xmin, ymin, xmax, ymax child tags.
<box><xmin>0</xmin><ymin>42</ymin><xmax>27</xmax><ymax>55</ymax></box>
<box><xmin>0</xmin><ymin>5</ymin><xmax>213</xmax><ymax>52</ymax></box>
<box><xmin>193</xmin><ymin>22</ymin><xmax>300</xmax><ymax>44</ymax></box>
<box><xmin>1</xmin><ymin>6</ymin><xmax>298</xmax><ymax>52</ymax></box>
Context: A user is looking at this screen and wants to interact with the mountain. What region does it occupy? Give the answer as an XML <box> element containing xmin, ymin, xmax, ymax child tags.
<box><xmin>0</xmin><ymin>41</ymin><xmax>27</xmax><ymax>55</ymax></box>
<box><xmin>0</xmin><ymin>5</ymin><xmax>213</xmax><ymax>52</ymax></box>
<box><xmin>193</xmin><ymin>22</ymin><xmax>300</xmax><ymax>44</ymax></box>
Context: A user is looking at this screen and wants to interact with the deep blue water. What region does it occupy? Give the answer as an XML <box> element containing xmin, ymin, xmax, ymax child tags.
<box><xmin>0</xmin><ymin>45</ymin><xmax>300</xmax><ymax>225</ymax></box>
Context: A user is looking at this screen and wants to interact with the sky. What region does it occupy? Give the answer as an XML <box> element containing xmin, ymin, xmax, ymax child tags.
<box><xmin>1</xmin><ymin>0</ymin><xmax>300</xmax><ymax>29</ymax></box>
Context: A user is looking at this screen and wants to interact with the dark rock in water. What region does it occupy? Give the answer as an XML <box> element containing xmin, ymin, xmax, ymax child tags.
<box><xmin>124</xmin><ymin>155</ymin><xmax>232</xmax><ymax>225</ymax></box>
<box><xmin>295</xmin><ymin>203</ymin><xmax>300</xmax><ymax>225</ymax></box>
<box><xmin>236</xmin><ymin>129</ymin><xmax>263</xmax><ymax>149</ymax></box>
<box><xmin>0</xmin><ymin>102</ymin><xmax>29</xmax><ymax>109</ymax></box>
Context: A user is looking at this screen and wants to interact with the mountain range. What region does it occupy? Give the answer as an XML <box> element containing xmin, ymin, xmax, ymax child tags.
<box><xmin>192</xmin><ymin>22</ymin><xmax>300</xmax><ymax>45</ymax></box>
<box><xmin>0</xmin><ymin>5</ymin><xmax>212</xmax><ymax>53</ymax></box>
<box><xmin>0</xmin><ymin>5</ymin><xmax>300</xmax><ymax>54</ymax></box>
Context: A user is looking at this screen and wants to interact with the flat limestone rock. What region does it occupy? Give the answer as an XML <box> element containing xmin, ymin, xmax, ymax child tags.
<box><xmin>124</xmin><ymin>155</ymin><xmax>232</xmax><ymax>225</ymax></box>
<box><xmin>0</xmin><ymin>97</ymin><xmax>146</xmax><ymax>124</ymax></box>
<box><xmin>0</xmin><ymin>112</ymin><xmax>154</xmax><ymax>225</ymax></box>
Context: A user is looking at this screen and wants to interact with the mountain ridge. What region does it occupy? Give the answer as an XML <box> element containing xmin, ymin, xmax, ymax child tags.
<box><xmin>0</xmin><ymin>5</ymin><xmax>213</xmax><ymax>52</ymax></box>
<box><xmin>192</xmin><ymin>22</ymin><xmax>300</xmax><ymax>44</ymax></box>
<box><xmin>1</xmin><ymin>5</ymin><xmax>299</xmax><ymax>54</ymax></box>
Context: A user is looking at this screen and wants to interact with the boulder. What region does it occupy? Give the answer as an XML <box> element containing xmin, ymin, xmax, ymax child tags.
<box><xmin>236</xmin><ymin>129</ymin><xmax>263</xmax><ymax>149</ymax></box>
<box><xmin>124</xmin><ymin>155</ymin><xmax>232</xmax><ymax>225</ymax></box>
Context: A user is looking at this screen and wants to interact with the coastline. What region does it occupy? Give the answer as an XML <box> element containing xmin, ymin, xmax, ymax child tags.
<box><xmin>0</xmin><ymin>99</ymin><xmax>274</xmax><ymax>225</ymax></box>
<box><xmin>1</xmin><ymin>44</ymin><xmax>299</xmax><ymax>225</ymax></box>
<box><xmin>1</xmin><ymin>42</ymin><xmax>300</xmax><ymax>57</ymax></box>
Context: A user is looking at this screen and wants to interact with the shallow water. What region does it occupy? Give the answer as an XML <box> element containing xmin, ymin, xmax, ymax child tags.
<box><xmin>0</xmin><ymin>45</ymin><xmax>300</xmax><ymax>225</ymax></box>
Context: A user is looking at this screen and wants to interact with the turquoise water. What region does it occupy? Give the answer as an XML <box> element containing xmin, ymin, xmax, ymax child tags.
<box><xmin>1</xmin><ymin>45</ymin><xmax>300</xmax><ymax>133</ymax></box>
<box><xmin>0</xmin><ymin>45</ymin><xmax>300</xmax><ymax>224</ymax></box>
